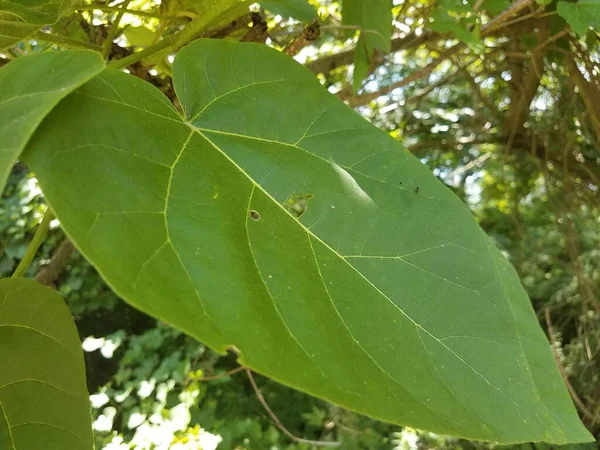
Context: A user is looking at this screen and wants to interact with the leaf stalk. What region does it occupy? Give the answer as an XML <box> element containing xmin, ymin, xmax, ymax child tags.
<box><xmin>12</xmin><ymin>207</ymin><xmax>54</xmax><ymax>278</ymax></box>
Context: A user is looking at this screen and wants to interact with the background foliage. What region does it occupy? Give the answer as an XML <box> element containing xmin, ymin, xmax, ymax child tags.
<box><xmin>1</xmin><ymin>0</ymin><xmax>599</xmax><ymax>448</ymax></box>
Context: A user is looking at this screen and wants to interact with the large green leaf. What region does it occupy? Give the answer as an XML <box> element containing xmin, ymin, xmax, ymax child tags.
<box><xmin>0</xmin><ymin>50</ymin><xmax>105</xmax><ymax>194</ymax></box>
<box><xmin>342</xmin><ymin>0</ymin><xmax>392</xmax><ymax>91</ymax></box>
<box><xmin>0</xmin><ymin>278</ymin><xmax>92</xmax><ymax>449</ymax></box>
<box><xmin>557</xmin><ymin>0</ymin><xmax>600</xmax><ymax>35</ymax></box>
<box><xmin>23</xmin><ymin>39</ymin><xmax>592</xmax><ymax>444</ymax></box>
<box><xmin>0</xmin><ymin>0</ymin><xmax>79</xmax><ymax>49</ymax></box>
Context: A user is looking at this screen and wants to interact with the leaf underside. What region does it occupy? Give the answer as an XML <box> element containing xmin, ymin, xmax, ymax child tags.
<box><xmin>23</xmin><ymin>40</ymin><xmax>592</xmax><ymax>444</ymax></box>
<box><xmin>0</xmin><ymin>278</ymin><xmax>92</xmax><ymax>450</ymax></box>
<box><xmin>0</xmin><ymin>50</ymin><xmax>105</xmax><ymax>193</ymax></box>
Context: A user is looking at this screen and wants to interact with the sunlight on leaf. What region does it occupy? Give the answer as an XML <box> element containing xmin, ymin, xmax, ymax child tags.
<box><xmin>22</xmin><ymin>39</ymin><xmax>593</xmax><ymax>444</ymax></box>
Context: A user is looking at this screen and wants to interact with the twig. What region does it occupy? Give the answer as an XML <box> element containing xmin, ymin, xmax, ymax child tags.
<box><xmin>108</xmin><ymin>14</ymin><xmax>213</xmax><ymax>69</ymax></box>
<box><xmin>284</xmin><ymin>21</ymin><xmax>320</xmax><ymax>56</ymax></box>
<box><xmin>74</xmin><ymin>5</ymin><xmax>189</xmax><ymax>22</ymax></box>
<box><xmin>342</xmin><ymin>0</ymin><xmax>540</xmax><ymax>107</ymax></box>
<box><xmin>545</xmin><ymin>308</ymin><xmax>596</xmax><ymax>422</ymax></box>
<box><xmin>305</xmin><ymin>32</ymin><xmax>429</xmax><ymax>74</ymax></box>
<box><xmin>12</xmin><ymin>208</ymin><xmax>54</xmax><ymax>278</ymax></box>
<box><xmin>198</xmin><ymin>366</ymin><xmax>245</xmax><ymax>381</ymax></box>
<box><xmin>532</xmin><ymin>29</ymin><xmax>569</xmax><ymax>54</ymax></box>
<box><xmin>241</xmin><ymin>12</ymin><xmax>268</xmax><ymax>43</ymax></box>
<box><xmin>35</xmin><ymin>238</ymin><xmax>75</xmax><ymax>286</ymax></box>
<box><xmin>448</xmin><ymin>152</ymin><xmax>494</xmax><ymax>178</ymax></box>
<box><xmin>482</xmin><ymin>0</ymin><xmax>537</xmax><ymax>34</ymax></box>
<box><xmin>345</xmin><ymin>44</ymin><xmax>462</xmax><ymax>106</ymax></box>
<box><xmin>102</xmin><ymin>0</ymin><xmax>131</xmax><ymax>59</ymax></box>
<box><xmin>245</xmin><ymin>368</ymin><xmax>341</xmax><ymax>448</ymax></box>
<box><xmin>208</xmin><ymin>13</ymin><xmax>252</xmax><ymax>39</ymax></box>
<box><xmin>33</xmin><ymin>31</ymin><xmax>101</xmax><ymax>51</ymax></box>
<box><xmin>407</xmin><ymin>137</ymin><xmax>495</xmax><ymax>153</ymax></box>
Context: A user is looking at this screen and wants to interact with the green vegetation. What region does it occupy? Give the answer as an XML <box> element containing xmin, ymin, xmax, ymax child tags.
<box><xmin>0</xmin><ymin>0</ymin><xmax>599</xmax><ymax>448</ymax></box>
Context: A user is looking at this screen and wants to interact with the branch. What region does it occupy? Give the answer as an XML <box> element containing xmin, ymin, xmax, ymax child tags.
<box><xmin>338</xmin><ymin>4</ymin><xmax>544</xmax><ymax>107</ymax></box>
<box><xmin>245</xmin><ymin>369</ymin><xmax>341</xmax><ymax>448</ymax></box>
<box><xmin>108</xmin><ymin>6</ymin><xmax>243</xmax><ymax>69</ymax></box>
<box><xmin>12</xmin><ymin>208</ymin><xmax>54</xmax><ymax>278</ymax></box>
<box><xmin>208</xmin><ymin>13</ymin><xmax>252</xmax><ymax>39</ymax></box>
<box><xmin>305</xmin><ymin>32</ymin><xmax>430</xmax><ymax>74</ymax></box>
<box><xmin>35</xmin><ymin>238</ymin><xmax>75</xmax><ymax>286</ymax></box>
<box><xmin>33</xmin><ymin>31</ymin><xmax>101</xmax><ymax>51</ymax></box>
<box><xmin>284</xmin><ymin>21</ymin><xmax>320</xmax><ymax>56</ymax></box>
<box><xmin>453</xmin><ymin>58</ymin><xmax>504</xmax><ymax>124</ymax></box>
<box><xmin>241</xmin><ymin>12</ymin><xmax>268</xmax><ymax>43</ymax></box>
<box><xmin>74</xmin><ymin>5</ymin><xmax>189</xmax><ymax>22</ymax></box>
<box><xmin>345</xmin><ymin>45</ymin><xmax>463</xmax><ymax>106</ymax></box>
<box><xmin>482</xmin><ymin>0</ymin><xmax>537</xmax><ymax>34</ymax></box>
<box><xmin>407</xmin><ymin>137</ymin><xmax>496</xmax><ymax>153</ymax></box>
<box><xmin>102</xmin><ymin>0</ymin><xmax>131</xmax><ymax>59</ymax></box>
<box><xmin>505</xmin><ymin>24</ymin><xmax>548</xmax><ymax>150</ymax></box>
<box><xmin>566</xmin><ymin>56</ymin><xmax>600</xmax><ymax>148</ymax></box>
<box><xmin>545</xmin><ymin>308</ymin><xmax>596</xmax><ymax>423</ymax></box>
<box><xmin>198</xmin><ymin>366</ymin><xmax>245</xmax><ymax>381</ymax></box>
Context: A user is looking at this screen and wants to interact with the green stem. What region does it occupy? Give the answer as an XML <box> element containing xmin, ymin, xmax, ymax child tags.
<box><xmin>75</xmin><ymin>5</ymin><xmax>190</xmax><ymax>22</ymax></box>
<box><xmin>33</xmin><ymin>32</ymin><xmax>101</xmax><ymax>51</ymax></box>
<box><xmin>108</xmin><ymin>14</ymin><xmax>214</xmax><ymax>69</ymax></box>
<box><xmin>102</xmin><ymin>0</ymin><xmax>131</xmax><ymax>59</ymax></box>
<box><xmin>12</xmin><ymin>208</ymin><xmax>54</xmax><ymax>278</ymax></box>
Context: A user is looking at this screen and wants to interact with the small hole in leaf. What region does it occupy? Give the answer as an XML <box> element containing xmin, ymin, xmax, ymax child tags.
<box><xmin>414</xmin><ymin>186</ymin><xmax>420</xmax><ymax>194</ymax></box>
<box><xmin>284</xmin><ymin>193</ymin><xmax>314</xmax><ymax>218</ymax></box>
<box><xmin>249</xmin><ymin>210</ymin><xmax>261</xmax><ymax>221</ymax></box>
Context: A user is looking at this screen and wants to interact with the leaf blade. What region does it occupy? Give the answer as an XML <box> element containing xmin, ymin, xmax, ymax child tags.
<box><xmin>0</xmin><ymin>278</ymin><xmax>92</xmax><ymax>450</ymax></box>
<box><xmin>557</xmin><ymin>0</ymin><xmax>600</xmax><ymax>35</ymax></box>
<box><xmin>341</xmin><ymin>0</ymin><xmax>392</xmax><ymax>90</ymax></box>
<box><xmin>0</xmin><ymin>0</ymin><xmax>80</xmax><ymax>49</ymax></box>
<box><xmin>0</xmin><ymin>50</ymin><xmax>105</xmax><ymax>194</ymax></box>
<box><xmin>22</xmin><ymin>39</ymin><xmax>593</xmax><ymax>444</ymax></box>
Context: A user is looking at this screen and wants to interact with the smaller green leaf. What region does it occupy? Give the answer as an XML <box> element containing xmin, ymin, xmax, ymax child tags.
<box><xmin>428</xmin><ymin>8</ymin><xmax>481</xmax><ymax>46</ymax></box>
<box><xmin>342</xmin><ymin>0</ymin><xmax>392</xmax><ymax>91</ymax></box>
<box><xmin>0</xmin><ymin>0</ymin><xmax>80</xmax><ymax>49</ymax></box>
<box><xmin>0</xmin><ymin>278</ymin><xmax>93</xmax><ymax>449</ymax></box>
<box><xmin>557</xmin><ymin>0</ymin><xmax>600</xmax><ymax>35</ymax></box>
<box><xmin>124</xmin><ymin>26</ymin><xmax>156</xmax><ymax>48</ymax></box>
<box><xmin>482</xmin><ymin>0</ymin><xmax>509</xmax><ymax>15</ymax></box>
<box><xmin>0</xmin><ymin>50</ymin><xmax>105</xmax><ymax>195</ymax></box>
<box><xmin>261</xmin><ymin>0</ymin><xmax>317</xmax><ymax>20</ymax></box>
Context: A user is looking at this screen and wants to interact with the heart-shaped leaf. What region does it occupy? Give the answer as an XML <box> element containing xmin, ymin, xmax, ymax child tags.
<box><xmin>557</xmin><ymin>0</ymin><xmax>600</xmax><ymax>36</ymax></box>
<box><xmin>0</xmin><ymin>50</ymin><xmax>105</xmax><ymax>193</ymax></box>
<box><xmin>22</xmin><ymin>39</ymin><xmax>592</xmax><ymax>444</ymax></box>
<box><xmin>0</xmin><ymin>278</ymin><xmax>92</xmax><ymax>449</ymax></box>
